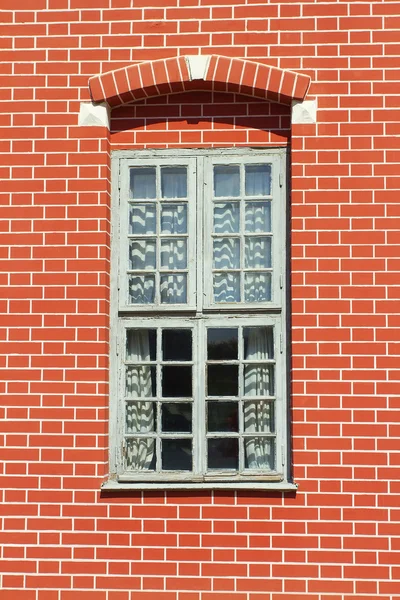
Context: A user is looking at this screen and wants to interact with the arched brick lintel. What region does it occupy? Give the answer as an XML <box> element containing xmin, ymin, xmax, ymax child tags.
<box><xmin>89</xmin><ymin>55</ymin><xmax>311</xmax><ymax>107</ymax></box>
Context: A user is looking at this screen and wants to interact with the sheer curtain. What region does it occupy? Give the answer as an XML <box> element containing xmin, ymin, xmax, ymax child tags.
<box><xmin>244</xmin><ymin>328</ymin><xmax>274</xmax><ymax>470</ymax></box>
<box><xmin>126</xmin><ymin>330</ymin><xmax>155</xmax><ymax>470</ymax></box>
<box><xmin>161</xmin><ymin>203</ymin><xmax>187</xmax><ymax>304</ymax></box>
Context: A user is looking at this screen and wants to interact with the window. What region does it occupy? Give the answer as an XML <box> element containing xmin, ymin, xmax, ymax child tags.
<box><xmin>108</xmin><ymin>149</ymin><xmax>292</xmax><ymax>489</ymax></box>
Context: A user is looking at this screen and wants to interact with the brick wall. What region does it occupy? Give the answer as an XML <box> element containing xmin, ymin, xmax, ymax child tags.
<box><xmin>1</xmin><ymin>1</ymin><xmax>400</xmax><ymax>598</ymax></box>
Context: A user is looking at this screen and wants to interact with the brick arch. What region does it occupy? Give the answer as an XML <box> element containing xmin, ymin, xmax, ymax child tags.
<box><xmin>89</xmin><ymin>55</ymin><xmax>311</xmax><ymax>108</ymax></box>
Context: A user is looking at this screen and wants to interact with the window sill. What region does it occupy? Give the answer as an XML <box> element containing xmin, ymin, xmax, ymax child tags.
<box><xmin>101</xmin><ymin>479</ymin><xmax>298</xmax><ymax>491</ymax></box>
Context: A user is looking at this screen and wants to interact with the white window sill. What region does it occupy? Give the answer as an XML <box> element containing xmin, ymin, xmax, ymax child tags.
<box><xmin>101</xmin><ymin>479</ymin><xmax>298</xmax><ymax>491</ymax></box>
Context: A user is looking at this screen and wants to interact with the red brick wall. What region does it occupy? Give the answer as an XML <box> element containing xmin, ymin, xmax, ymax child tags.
<box><xmin>1</xmin><ymin>1</ymin><xmax>400</xmax><ymax>599</ymax></box>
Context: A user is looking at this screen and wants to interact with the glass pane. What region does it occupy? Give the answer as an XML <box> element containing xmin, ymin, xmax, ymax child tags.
<box><xmin>244</xmin><ymin>327</ymin><xmax>274</xmax><ymax>360</ymax></box>
<box><xmin>245</xmin><ymin>237</ymin><xmax>271</xmax><ymax>269</ymax></box>
<box><xmin>213</xmin><ymin>238</ymin><xmax>240</xmax><ymax>269</ymax></box>
<box><xmin>162</xmin><ymin>403</ymin><xmax>192</xmax><ymax>433</ymax></box>
<box><xmin>126</xmin><ymin>329</ymin><xmax>157</xmax><ymax>361</ymax></box>
<box><xmin>214</xmin><ymin>165</ymin><xmax>240</xmax><ymax>198</ymax></box>
<box><xmin>208</xmin><ymin>365</ymin><xmax>238</xmax><ymax>397</ymax></box>
<box><xmin>161</xmin><ymin>204</ymin><xmax>187</xmax><ymax>234</ymax></box>
<box><xmin>214</xmin><ymin>203</ymin><xmax>240</xmax><ymax>234</ymax></box>
<box><xmin>243</xmin><ymin>401</ymin><xmax>274</xmax><ymax>433</ymax></box>
<box><xmin>160</xmin><ymin>274</ymin><xmax>187</xmax><ymax>304</ymax></box>
<box><xmin>244</xmin><ymin>437</ymin><xmax>275</xmax><ymax>471</ymax></box>
<box><xmin>208</xmin><ymin>402</ymin><xmax>238</xmax><ymax>432</ymax></box>
<box><xmin>245</xmin><ymin>202</ymin><xmax>271</xmax><ymax>233</ymax></box>
<box><xmin>208</xmin><ymin>438</ymin><xmax>238</xmax><ymax>470</ymax></box>
<box><xmin>161</xmin><ymin>166</ymin><xmax>187</xmax><ymax>198</ymax></box>
<box><xmin>244</xmin><ymin>273</ymin><xmax>271</xmax><ymax>302</ymax></box>
<box><xmin>126</xmin><ymin>401</ymin><xmax>156</xmax><ymax>433</ymax></box>
<box><xmin>125</xmin><ymin>438</ymin><xmax>155</xmax><ymax>470</ymax></box>
<box><xmin>213</xmin><ymin>272</ymin><xmax>240</xmax><ymax>303</ymax></box>
<box><xmin>245</xmin><ymin>164</ymin><xmax>271</xmax><ymax>196</ymax></box>
<box><xmin>130</xmin><ymin>167</ymin><xmax>156</xmax><ymax>199</ymax></box>
<box><xmin>126</xmin><ymin>365</ymin><xmax>156</xmax><ymax>398</ymax></box>
<box><xmin>162</xmin><ymin>439</ymin><xmax>192</xmax><ymax>471</ymax></box>
<box><xmin>128</xmin><ymin>275</ymin><xmax>155</xmax><ymax>304</ymax></box>
<box><xmin>162</xmin><ymin>329</ymin><xmax>192</xmax><ymax>361</ymax></box>
<box><xmin>244</xmin><ymin>365</ymin><xmax>274</xmax><ymax>396</ymax></box>
<box><xmin>161</xmin><ymin>239</ymin><xmax>187</xmax><ymax>269</ymax></box>
<box><xmin>207</xmin><ymin>328</ymin><xmax>238</xmax><ymax>360</ymax></box>
<box><xmin>130</xmin><ymin>203</ymin><xmax>156</xmax><ymax>235</ymax></box>
<box><xmin>129</xmin><ymin>240</ymin><xmax>156</xmax><ymax>270</ymax></box>
<box><xmin>162</xmin><ymin>365</ymin><xmax>192</xmax><ymax>397</ymax></box>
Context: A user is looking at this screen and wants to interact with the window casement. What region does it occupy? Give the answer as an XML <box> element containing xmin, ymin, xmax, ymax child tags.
<box><xmin>107</xmin><ymin>148</ymin><xmax>294</xmax><ymax>490</ymax></box>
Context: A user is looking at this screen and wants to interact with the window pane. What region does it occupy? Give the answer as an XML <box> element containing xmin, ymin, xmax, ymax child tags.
<box><xmin>244</xmin><ymin>364</ymin><xmax>274</xmax><ymax>396</ymax></box>
<box><xmin>125</xmin><ymin>438</ymin><xmax>155</xmax><ymax>470</ymax></box>
<box><xmin>126</xmin><ymin>329</ymin><xmax>157</xmax><ymax>361</ymax></box>
<box><xmin>244</xmin><ymin>273</ymin><xmax>271</xmax><ymax>302</ymax></box>
<box><xmin>129</xmin><ymin>240</ymin><xmax>156</xmax><ymax>270</ymax></box>
<box><xmin>213</xmin><ymin>238</ymin><xmax>240</xmax><ymax>269</ymax></box>
<box><xmin>208</xmin><ymin>365</ymin><xmax>238</xmax><ymax>396</ymax></box>
<box><xmin>160</xmin><ymin>274</ymin><xmax>187</xmax><ymax>304</ymax></box>
<box><xmin>245</xmin><ymin>237</ymin><xmax>271</xmax><ymax>269</ymax></box>
<box><xmin>207</xmin><ymin>328</ymin><xmax>238</xmax><ymax>360</ymax></box>
<box><xmin>213</xmin><ymin>272</ymin><xmax>240</xmax><ymax>303</ymax></box>
<box><xmin>126</xmin><ymin>366</ymin><xmax>156</xmax><ymax>398</ymax></box>
<box><xmin>130</xmin><ymin>203</ymin><xmax>157</xmax><ymax>235</ymax></box>
<box><xmin>244</xmin><ymin>437</ymin><xmax>275</xmax><ymax>471</ymax></box>
<box><xmin>245</xmin><ymin>164</ymin><xmax>271</xmax><ymax>196</ymax></box>
<box><xmin>214</xmin><ymin>165</ymin><xmax>240</xmax><ymax>197</ymax></box>
<box><xmin>244</xmin><ymin>327</ymin><xmax>274</xmax><ymax>360</ymax></box>
<box><xmin>208</xmin><ymin>438</ymin><xmax>238</xmax><ymax>470</ymax></box>
<box><xmin>126</xmin><ymin>402</ymin><xmax>156</xmax><ymax>433</ymax></box>
<box><xmin>243</xmin><ymin>401</ymin><xmax>274</xmax><ymax>433</ymax></box>
<box><xmin>161</xmin><ymin>239</ymin><xmax>187</xmax><ymax>269</ymax></box>
<box><xmin>162</xmin><ymin>329</ymin><xmax>192</xmax><ymax>361</ymax></box>
<box><xmin>130</xmin><ymin>167</ymin><xmax>156</xmax><ymax>199</ymax></box>
<box><xmin>161</xmin><ymin>166</ymin><xmax>187</xmax><ymax>198</ymax></box>
<box><xmin>162</xmin><ymin>365</ymin><xmax>192</xmax><ymax>397</ymax></box>
<box><xmin>214</xmin><ymin>203</ymin><xmax>240</xmax><ymax>233</ymax></box>
<box><xmin>161</xmin><ymin>204</ymin><xmax>187</xmax><ymax>234</ymax></box>
<box><xmin>245</xmin><ymin>202</ymin><xmax>271</xmax><ymax>233</ymax></box>
<box><xmin>128</xmin><ymin>275</ymin><xmax>155</xmax><ymax>304</ymax></box>
<box><xmin>162</xmin><ymin>403</ymin><xmax>192</xmax><ymax>433</ymax></box>
<box><xmin>162</xmin><ymin>439</ymin><xmax>192</xmax><ymax>471</ymax></box>
<box><xmin>208</xmin><ymin>402</ymin><xmax>238</xmax><ymax>432</ymax></box>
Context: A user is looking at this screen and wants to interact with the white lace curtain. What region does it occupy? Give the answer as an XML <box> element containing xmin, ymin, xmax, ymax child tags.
<box><xmin>243</xmin><ymin>328</ymin><xmax>274</xmax><ymax>470</ymax></box>
<box><xmin>132</xmin><ymin>168</ymin><xmax>188</xmax><ymax>304</ymax></box>
<box><xmin>125</xmin><ymin>330</ymin><xmax>155</xmax><ymax>470</ymax></box>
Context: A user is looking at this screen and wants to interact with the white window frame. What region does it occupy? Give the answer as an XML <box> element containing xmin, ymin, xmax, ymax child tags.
<box><xmin>106</xmin><ymin>148</ymin><xmax>296</xmax><ymax>491</ymax></box>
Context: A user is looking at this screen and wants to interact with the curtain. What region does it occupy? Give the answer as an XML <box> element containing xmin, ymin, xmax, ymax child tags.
<box><xmin>131</xmin><ymin>167</ymin><xmax>156</xmax><ymax>199</ymax></box>
<box><xmin>214</xmin><ymin>202</ymin><xmax>240</xmax><ymax>233</ymax></box>
<box><xmin>125</xmin><ymin>330</ymin><xmax>155</xmax><ymax>470</ymax></box>
<box><xmin>161</xmin><ymin>167</ymin><xmax>187</xmax><ymax>198</ymax></box>
<box><xmin>214</xmin><ymin>165</ymin><xmax>240</xmax><ymax>197</ymax></box>
<box><xmin>245</xmin><ymin>201</ymin><xmax>271</xmax><ymax>233</ymax></box>
<box><xmin>244</xmin><ymin>327</ymin><xmax>274</xmax><ymax>470</ymax></box>
<box><xmin>245</xmin><ymin>165</ymin><xmax>271</xmax><ymax>196</ymax></box>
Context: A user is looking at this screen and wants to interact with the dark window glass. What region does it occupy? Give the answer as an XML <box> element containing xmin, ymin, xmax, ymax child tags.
<box><xmin>162</xmin><ymin>329</ymin><xmax>192</xmax><ymax>361</ymax></box>
<box><xmin>162</xmin><ymin>366</ymin><xmax>192</xmax><ymax>397</ymax></box>
<box><xmin>208</xmin><ymin>402</ymin><xmax>238</xmax><ymax>432</ymax></box>
<box><xmin>207</xmin><ymin>328</ymin><xmax>238</xmax><ymax>360</ymax></box>
<box><xmin>208</xmin><ymin>438</ymin><xmax>238</xmax><ymax>470</ymax></box>
<box><xmin>162</xmin><ymin>439</ymin><xmax>192</xmax><ymax>471</ymax></box>
<box><xmin>162</xmin><ymin>403</ymin><xmax>192</xmax><ymax>433</ymax></box>
<box><xmin>207</xmin><ymin>365</ymin><xmax>238</xmax><ymax>396</ymax></box>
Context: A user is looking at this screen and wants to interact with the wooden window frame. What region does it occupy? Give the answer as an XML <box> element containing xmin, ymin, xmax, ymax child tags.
<box><xmin>106</xmin><ymin>148</ymin><xmax>296</xmax><ymax>491</ymax></box>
